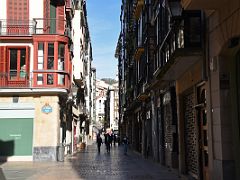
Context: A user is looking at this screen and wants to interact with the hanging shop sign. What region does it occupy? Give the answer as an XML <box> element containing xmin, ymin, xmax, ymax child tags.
<box><xmin>42</xmin><ymin>103</ymin><xmax>53</xmax><ymax>114</ymax></box>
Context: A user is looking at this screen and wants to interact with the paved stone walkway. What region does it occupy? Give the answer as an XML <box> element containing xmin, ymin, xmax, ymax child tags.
<box><xmin>0</xmin><ymin>143</ymin><xmax>181</xmax><ymax>180</ymax></box>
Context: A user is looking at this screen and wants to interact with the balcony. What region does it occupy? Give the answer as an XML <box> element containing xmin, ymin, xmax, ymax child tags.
<box><xmin>154</xmin><ymin>11</ymin><xmax>203</xmax><ymax>81</ymax></box>
<box><xmin>0</xmin><ymin>20</ymin><xmax>36</xmax><ymax>36</ymax></box>
<box><xmin>181</xmin><ymin>0</ymin><xmax>228</xmax><ymax>10</ymax></box>
<box><xmin>134</xmin><ymin>47</ymin><xmax>144</xmax><ymax>61</ymax></box>
<box><xmin>134</xmin><ymin>33</ymin><xmax>144</xmax><ymax>61</ymax></box>
<box><xmin>0</xmin><ymin>71</ymin><xmax>70</xmax><ymax>91</ymax></box>
<box><xmin>34</xmin><ymin>18</ymin><xmax>66</xmax><ymax>35</ymax></box>
<box><xmin>65</xmin><ymin>0</ymin><xmax>75</xmax><ymax>18</ymax></box>
<box><xmin>137</xmin><ymin>82</ymin><xmax>149</xmax><ymax>101</ymax></box>
<box><xmin>0</xmin><ymin>19</ymin><xmax>70</xmax><ymax>37</ymax></box>
<box><xmin>133</xmin><ymin>0</ymin><xmax>144</xmax><ymax>20</ymax></box>
<box><xmin>0</xmin><ymin>72</ymin><xmax>30</xmax><ymax>87</ymax></box>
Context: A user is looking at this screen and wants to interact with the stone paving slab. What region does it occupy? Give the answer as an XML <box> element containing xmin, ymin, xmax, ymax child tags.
<box><xmin>0</xmin><ymin>144</ymin><xmax>181</xmax><ymax>180</ymax></box>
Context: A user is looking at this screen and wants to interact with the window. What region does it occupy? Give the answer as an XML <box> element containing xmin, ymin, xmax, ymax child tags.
<box><xmin>9</xmin><ymin>49</ymin><xmax>18</xmax><ymax>79</ymax></box>
<box><xmin>47</xmin><ymin>43</ymin><xmax>54</xmax><ymax>69</ymax></box>
<box><xmin>37</xmin><ymin>43</ymin><xmax>44</xmax><ymax>85</ymax></box>
<box><xmin>58</xmin><ymin>43</ymin><xmax>65</xmax><ymax>85</ymax></box>
<box><xmin>9</xmin><ymin>48</ymin><xmax>27</xmax><ymax>80</ymax></box>
<box><xmin>38</xmin><ymin>43</ymin><xmax>44</xmax><ymax>70</ymax></box>
<box><xmin>47</xmin><ymin>43</ymin><xmax>54</xmax><ymax>85</ymax></box>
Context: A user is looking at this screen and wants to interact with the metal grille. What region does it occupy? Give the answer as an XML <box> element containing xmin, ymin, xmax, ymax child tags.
<box><xmin>183</xmin><ymin>91</ymin><xmax>199</xmax><ymax>177</ymax></box>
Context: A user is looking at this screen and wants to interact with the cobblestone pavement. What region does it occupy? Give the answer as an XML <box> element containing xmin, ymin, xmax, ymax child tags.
<box><xmin>0</xmin><ymin>143</ymin><xmax>181</xmax><ymax>180</ymax></box>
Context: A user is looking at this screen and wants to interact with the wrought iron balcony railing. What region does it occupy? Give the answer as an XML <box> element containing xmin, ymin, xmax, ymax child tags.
<box><xmin>0</xmin><ymin>19</ymin><xmax>71</xmax><ymax>37</ymax></box>
<box><xmin>0</xmin><ymin>20</ymin><xmax>36</xmax><ymax>36</ymax></box>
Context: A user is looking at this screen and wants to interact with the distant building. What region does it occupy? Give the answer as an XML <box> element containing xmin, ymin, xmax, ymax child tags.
<box><xmin>105</xmin><ymin>82</ymin><xmax>119</xmax><ymax>132</ymax></box>
<box><xmin>95</xmin><ymin>79</ymin><xmax>109</xmax><ymax>128</ymax></box>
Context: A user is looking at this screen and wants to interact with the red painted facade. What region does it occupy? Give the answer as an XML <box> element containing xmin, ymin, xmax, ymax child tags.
<box><xmin>0</xmin><ymin>0</ymin><xmax>72</xmax><ymax>91</ymax></box>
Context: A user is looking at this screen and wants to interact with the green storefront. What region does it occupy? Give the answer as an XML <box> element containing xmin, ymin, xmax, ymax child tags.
<box><xmin>0</xmin><ymin>103</ymin><xmax>34</xmax><ymax>159</ymax></box>
<box><xmin>0</xmin><ymin>118</ymin><xmax>33</xmax><ymax>156</ymax></box>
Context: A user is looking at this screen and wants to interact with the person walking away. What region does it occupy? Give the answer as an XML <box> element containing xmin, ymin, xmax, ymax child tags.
<box><xmin>105</xmin><ymin>133</ymin><xmax>111</xmax><ymax>153</ymax></box>
<box><xmin>113</xmin><ymin>134</ymin><xmax>117</xmax><ymax>146</ymax></box>
<box><xmin>96</xmin><ymin>133</ymin><xmax>102</xmax><ymax>153</ymax></box>
<box><xmin>110</xmin><ymin>133</ymin><xmax>114</xmax><ymax>147</ymax></box>
<box><xmin>123</xmin><ymin>135</ymin><xmax>129</xmax><ymax>155</ymax></box>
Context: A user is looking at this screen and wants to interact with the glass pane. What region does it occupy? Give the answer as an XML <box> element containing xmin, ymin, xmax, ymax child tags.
<box><xmin>38</xmin><ymin>43</ymin><xmax>44</xmax><ymax>54</ymax></box>
<box><xmin>47</xmin><ymin>57</ymin><xmax>54</xmax><ymax>69</ymax></box>
<box><xmin>38</xmin><ymin>43</ymin><xmax>44</xmax><ymax>70</ymax></box>
<box><xmin>58</xmin><ymin>44</ymin><xmax>65</xmax><ymax>57</ymax></box>
<box><xmin>20</xmin><ymin>49</ymin><xmax>26</xmax><ymax>78</ymax></box>
<box><xmin>10</xmin><ymin>49</ymin><xmax>17</xmax><ymax>79</ymax></box>
<box><xmin>48</xmin><ymin>43</ymin><xmax>54</xmax><ymax>56</ymax></box>
<box><xmin>58</xmin><ymin>74</ymin><xmax>65</xmax><ymax>85</ymax></box>
<box><xmin>47</xmin><ymin>43</ymin><xmax>54</xmax><ymax>69</ymax></box>
<box><xmin>20</xmin><ymin>49</ymin><xmax>26</xmax><ymax>68</ymax></box>
<box><xmin>37</xmin><ymin>74</ymin><xmax>43</xmax><ymax>85</ymax></box>
<box><xmin>58</xmin><ymin>43</ymin><xmax>65</xmax><ymax>71</ymax></box>
<box><xmin>47</xmin><ymin>74</ymin><xmax>54</xmax><ymax>85</ymax></box>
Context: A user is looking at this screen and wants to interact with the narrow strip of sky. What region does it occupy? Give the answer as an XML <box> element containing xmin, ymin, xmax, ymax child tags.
<box><xmin>86</xmin><ymin>0</ymin><xmax>121</xmax><ymax>79</ymax></box>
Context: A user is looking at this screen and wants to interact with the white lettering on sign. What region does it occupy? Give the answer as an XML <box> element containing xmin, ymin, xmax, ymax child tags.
<box><xmin>9</xmin><ymin>134</ymin><xmax>22</xmax><ymax>140</ymax></box>
<box><xmin>42</xmin><ymin>103</ymin><xmax>53</xmax><ymax>114</ymax></box>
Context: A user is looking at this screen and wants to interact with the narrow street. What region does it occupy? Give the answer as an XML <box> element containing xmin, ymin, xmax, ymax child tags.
<box><xmin>0</xmin><ymin>142</ymin><xmax>181</xmax><ymax>180</ymax></box>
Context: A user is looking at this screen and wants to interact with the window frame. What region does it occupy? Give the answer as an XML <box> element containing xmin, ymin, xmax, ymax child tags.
<box><xmin>7</xmin><ymin>46</ymin><xmax>29</xmax><ymax>82</ymax></box>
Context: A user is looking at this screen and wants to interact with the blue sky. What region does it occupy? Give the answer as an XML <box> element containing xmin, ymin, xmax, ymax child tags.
<box><xmin>86</xmin><ymin>0</ymin><xmax>121</xmax><ymax>79</ymax></box>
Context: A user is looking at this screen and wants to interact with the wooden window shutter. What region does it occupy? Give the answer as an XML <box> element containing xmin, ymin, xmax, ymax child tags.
<box><xmin>7</xmin><ymin>0</ymin><xmax>29</xmax><ymax>21</ymax></box>
<box><xmin>44</xmin><ymin>0</ymin><xmax>50</xmax><ymax>19</ymax></box>
<box><xmin>57</xmin><ymin>5</ymin><xmax>65</xmax><ymax>34</ymax></box>
<box><xmin>7</xmin><ymin>0</ymin><xmax>29</xmax><ymax>35</ymax></box>
<box><xmin>0</xmin><ymin>47</ymin><xmax>6</xmax><ymax>72</ymax></box>
<box><xmin>0</xmin><ymin>47</ymin><xmax>7</xmax><ymax>86</ymax></box>
<box><xmin>43</xmin><ymin>0</ymin><xmax>50</xmax><ymax>33</ymax></box>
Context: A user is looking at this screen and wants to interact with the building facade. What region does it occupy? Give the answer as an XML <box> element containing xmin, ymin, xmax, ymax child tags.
<box><xmin>105</xmin><ymin>82</ymin><xmax>119</xmax><ymax>132</ymax></box>
<box><xmin>0</xmin><ymin>0</ymin><xmax>93</xmax><ymax>161</ymax></box>
<box><xmin>95</xmin><ymin>79</ymin><xmax>109</xmax><ymax>129</ymax></box>
<box><xmin>117</xmin><ymin>0</ymin><xmax>240</xmax><ymax>179</ymax></box>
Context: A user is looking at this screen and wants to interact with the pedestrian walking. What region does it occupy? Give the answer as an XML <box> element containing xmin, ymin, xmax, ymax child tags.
<box><xmin>113</xmin><ymin>134</ymin><xmax>117</xmax><ymax>146</ymax></box>
<box><xmin>105</xmin><ymin>133</ymin><xmax>111</xmax><ymax>153</ymax></box>
<box><xmin>122</xmin><ymin>135</ymin><xmax>129</xmax><ymax>155</ymax></box>
<box><xmin>96</xmin><ymin>133</ymin><xmax>102</xmax><ymax>153</ymax></box>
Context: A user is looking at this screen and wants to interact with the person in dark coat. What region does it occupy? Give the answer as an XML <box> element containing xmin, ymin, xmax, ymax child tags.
<box><xmin>122</xmin><ymin>135</ymin><xmax>129</xmax><ymax>155</ymax></box>
<box><xmin>105</xmin><ymin>133</ymin><xmax>111</xmax><ymax>153</ymax></box>
<box><xmin>96</xmin><ymin>133</ymin><xmax>102</xmax><ymax>153</ymax></box>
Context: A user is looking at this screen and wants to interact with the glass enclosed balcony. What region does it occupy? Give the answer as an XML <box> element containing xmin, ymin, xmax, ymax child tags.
<box><xmin>154</xmin><ymin>10</ymin><xmax>203</xmax><ymax>80</ymax></box>
<box><xmin>133</xmin><ymin>0</ymin><xmax>144</xmax><ymax>20</ymax></box>
<box><xmin>0</xmin><ymin>71</ymin><xmax>70</xmax><ymax>89</ymax></box>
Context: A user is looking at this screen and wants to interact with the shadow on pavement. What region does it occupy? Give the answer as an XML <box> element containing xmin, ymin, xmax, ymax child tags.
<box><xmin>0</xmin><ymin>139</ymin><xmax>15</xmax><ymax>180</ymax></box>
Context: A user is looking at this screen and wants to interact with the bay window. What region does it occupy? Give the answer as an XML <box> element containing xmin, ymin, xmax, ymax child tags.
<box><xmin>35</xmin><ymin>41</ymin><xmax>67</xmax><ymax>87</ymax></box>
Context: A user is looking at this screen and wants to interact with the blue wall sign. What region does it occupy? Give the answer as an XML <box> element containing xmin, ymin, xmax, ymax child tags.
<box><xmin>42</xmin><ymin>103</ymin><xmax>53</xmax><ymax>114</ymax></box>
